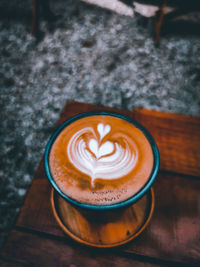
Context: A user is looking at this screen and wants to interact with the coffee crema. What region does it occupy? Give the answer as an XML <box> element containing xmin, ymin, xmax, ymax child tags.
<box><xmin>49</xmin><ymin>115</ymin><xmax>154</xmax><ymax>205</ymax></box>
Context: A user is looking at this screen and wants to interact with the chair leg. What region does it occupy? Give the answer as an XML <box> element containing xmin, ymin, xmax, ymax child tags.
<box><xmin>154</xmin><ymin>0</ymin><xmax>166</xmax><ymax>45</ymax></box>
<box><xmin>31</xmin><ymin>0</ymin><xmax>40</xmax><ymax>37</ymax></box>
<box><xmin>31</xmin><ymin>0</ymin><xmax>57</xmax><ymax>38</ymax></box>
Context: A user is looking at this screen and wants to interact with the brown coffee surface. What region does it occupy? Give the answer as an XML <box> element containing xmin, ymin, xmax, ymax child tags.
<box><xmin>49</xmin><ymin>115</ymin><xmax>154</xmax><ymax>205</ymax></box>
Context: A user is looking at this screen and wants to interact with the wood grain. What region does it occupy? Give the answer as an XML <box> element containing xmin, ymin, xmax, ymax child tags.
<box><xmin>15</xmin><ymin>172</ymin><xmax>200</xmax><ymax>264</ymax></box>
<box><xmin>16</xmin><ymin>179</ymin><xmax>63</xmax><ymax>237</ymax></box>
<box><xmin>58</xmin><ymin>100</ymin><xmax>135</xmax><ymax>124</ymax></box>
<box><xmin>0</xmin><ymin>230</ymin><xmax>159</xmax><ymax>267</ymax></box>
<box><xmin>133</xmin><ymin>108</ymin><xmax>200</xmax><ymax>177</ymax></box>
<box><xmin>51</xmin><ymin>188</ymin><xmax>154</xmax><ymax>248</ymax></box>
<box><xmin>124</xmin><ymin>173</ymin><xmax>200</xmax><ymax>265</ymax></box>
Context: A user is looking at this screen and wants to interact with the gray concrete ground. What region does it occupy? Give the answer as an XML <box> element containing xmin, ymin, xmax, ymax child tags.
<box><xmin>0</xmin><ymin>0</ymin><xmax>200</xmax><ymax>247</ymax></box>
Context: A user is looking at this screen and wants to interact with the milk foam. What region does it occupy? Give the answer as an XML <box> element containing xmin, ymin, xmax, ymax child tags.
<box><xmin>67</xmin><ymin>123</ymin><xmax>138</xmax><ymax>186</ymax></box>
<box><xmin>50</xmin><ymin>115</ymin><xmax>154</xmax><ymax>205</ymax></box>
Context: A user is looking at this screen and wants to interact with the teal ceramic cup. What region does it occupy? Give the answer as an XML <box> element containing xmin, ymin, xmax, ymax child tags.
<box><xmin>44</xmin><ymin>111</ymin><xmax>159</xmax><ymax>211</ymax></box>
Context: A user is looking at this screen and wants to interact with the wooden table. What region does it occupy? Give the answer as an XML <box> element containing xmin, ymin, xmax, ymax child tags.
<box><xmin>1</xmin><ymin>101</ymin><xmax>200</xmax><ymax>266</ymax></box>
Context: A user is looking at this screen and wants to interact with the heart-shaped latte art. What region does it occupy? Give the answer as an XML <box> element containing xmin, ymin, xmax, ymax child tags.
<box><xmin>97</xmin><ymin>123</ymin><xmax>111</xmax><ymax>140</ymax></box>
<box><xmin>89</xmin><ymin>139</ymin><xmax>114</xmax><ymax>159</ymax></box>
<box><xmin>67</xmin><ymin>123</ymin><xmax>138</xmax><ymax>187</ymax></box>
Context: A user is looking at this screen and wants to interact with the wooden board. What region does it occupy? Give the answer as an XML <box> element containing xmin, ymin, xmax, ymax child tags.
<box><xmin>125</xmin><ymin>173</ymin><xmax>200</xmax><ymax>264</ymax></box>
<box><xmin>15</xmin><ymin>172</ymin><xmax>200</xmax><ymax>264</ymax></box>
<box><xmin>0</xmin><ymin>259</ymin><xmax>28</xmax><ymax>267</ymax></box>
<box><xmin>133</xmin><ymin>108</ymin><xmax>200</xmax><ymax>177</ymax></box>
<box><xmin>0</xmin><ymin>230</ymin><xmax>159</xmax><ymax>267</ymax></box>
<box><xmin>1</xmin><ymin>101</ymin><xmax>200</xmax><ymax>266</ymax></box>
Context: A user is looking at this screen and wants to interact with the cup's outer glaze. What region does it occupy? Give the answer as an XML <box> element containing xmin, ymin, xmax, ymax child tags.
<box><xmin>44</xmin><ymin>111</ymin><xmax>159</xmax><ymax>210</ymax></box>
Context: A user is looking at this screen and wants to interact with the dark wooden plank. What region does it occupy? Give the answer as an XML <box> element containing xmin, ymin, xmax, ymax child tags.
<box><xmin>0</xmin><ymin>259</ymin><xmax>28</xmax><ymax>267</ymax></box>
<box><xmin>133</xmin><ymin>108</ymin><xmax>200</xmax><ymax>177</ymax></box>
<box><xmin>58</xmin><ymin>100</ymin><xmax>135</xmax><ymax>125</ymax></box>
<box><xmin>16</xmin><ymin>173</ymin><xmax>200</xmax><ymax>265</ymax></box>
<box><xmin>16</xmin><ymin>178</ymin><xmax>64</xmax><ymax>238</ymax></box>
<box><xmin>124</xmin><ymin>173</ymin><xmax>200</xmax><ymax>265</ymax></box>
<box><xmin>0</xmin><ymin>230</ymin><xmax>159</xmax><ymax>267</ymax></box>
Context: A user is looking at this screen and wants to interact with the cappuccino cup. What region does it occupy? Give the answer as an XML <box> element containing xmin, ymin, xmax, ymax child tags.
<box><xmin>45</xmin><ymin>111</ymin><xmax>159</xmax><ymax>211</ymax></box>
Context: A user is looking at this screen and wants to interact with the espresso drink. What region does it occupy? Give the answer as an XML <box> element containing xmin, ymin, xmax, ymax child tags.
<box><xmin>49</xmin><ymin>115</ymin><xmax>154</xmax><ymax>205</ymax></box>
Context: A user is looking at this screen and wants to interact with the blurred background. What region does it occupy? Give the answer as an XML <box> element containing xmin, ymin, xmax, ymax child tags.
<box><xmin>0</xmin><ymin>0</ymin><xmax>200</xmax><ymax>247</ymax></box>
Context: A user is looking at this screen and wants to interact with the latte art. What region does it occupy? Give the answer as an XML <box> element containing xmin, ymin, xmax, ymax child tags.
<box><xmin>67</xmin><ymin>123</ymin><xmax>138</xmax><ymax>187</ymax></box>
<box><xmin>49</xmin><ymin>115</ymin><xmax>154</xmax><ymax>205</ymax></box>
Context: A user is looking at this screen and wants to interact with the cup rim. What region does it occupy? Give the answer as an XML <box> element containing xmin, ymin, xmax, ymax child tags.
<box><xmin>44</xmin><ymin>111</ymin><xmax>159</xmax><ymax>210</ymax></box>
